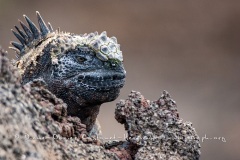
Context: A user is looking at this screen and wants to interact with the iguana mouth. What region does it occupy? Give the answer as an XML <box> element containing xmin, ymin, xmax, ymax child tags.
<box><xmin>77</xmin><ymin>73</ymin><xmax>125</xmax><ymax>91</ymax></box>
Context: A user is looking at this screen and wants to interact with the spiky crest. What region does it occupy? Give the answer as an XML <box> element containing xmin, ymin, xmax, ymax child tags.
<box><xmin>11</xmin><ymin>12</ymin><xmax>123</xmax><ymax>64</ymax></box>
<box><xmin>10</xmin><ymin>11</ymin><xmax>53</xmax><ymax>56</ymax></box>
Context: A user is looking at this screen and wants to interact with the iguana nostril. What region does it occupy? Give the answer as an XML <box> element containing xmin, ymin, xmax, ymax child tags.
<box><xmin>112</xmin><ymin>74</ymin><xmax>123</xmax><ymax>80</ymax></box>
<box><xmin>112</xmin><ymin>75</ymin><xmax>117</xmax><ymax>80</ymax></box>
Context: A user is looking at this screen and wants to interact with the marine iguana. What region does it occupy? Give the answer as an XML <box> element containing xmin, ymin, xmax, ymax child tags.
<box><xmin>10</xmin><ymin>11</ymin><xmax>126</xmax><ymax>132</ymax></box>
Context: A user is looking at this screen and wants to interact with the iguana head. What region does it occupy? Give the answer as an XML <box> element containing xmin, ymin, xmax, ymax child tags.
<box><xmin>10</xmin><ymin>12</ymin><xmax>126</xmax><ymax>130</ymax></box>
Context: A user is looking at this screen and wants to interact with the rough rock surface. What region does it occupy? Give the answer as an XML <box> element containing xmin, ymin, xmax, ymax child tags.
<box><xmin>0</xmin><ymin>47</ymin><xmax>200</xmax><ymax>159</ymax></box>
<box><xmin>0</xmin><ymin>48</ymin><xmax>118</xmax><ymax>160</ymax></box>
<box><xmin>115</xmin><ymin>91</ymin><xmax>201</xmax><ymax>159</ymax></box>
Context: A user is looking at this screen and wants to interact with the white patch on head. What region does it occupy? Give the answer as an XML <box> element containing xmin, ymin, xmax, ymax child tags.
<box><xmin>16</xmin><ymin>30</ymin><xmax>123</xmax><ymax>77</ymax></box>
<box><xmin>60</xmin><ymin>31</ymin><xmax>123</xmax><ymax>62</ymax></box>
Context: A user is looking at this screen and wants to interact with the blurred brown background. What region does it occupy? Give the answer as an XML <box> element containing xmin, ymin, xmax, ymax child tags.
<box><xmin>0</xmin><ymin>0</ymin><xmax>239</xmax><ymax>159</ymax></box>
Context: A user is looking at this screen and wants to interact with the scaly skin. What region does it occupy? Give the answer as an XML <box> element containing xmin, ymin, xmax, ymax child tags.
<box><xmin>10</xmin><ymin>12</ymin><xmax>126</xmax><ymax>132</ymax></box>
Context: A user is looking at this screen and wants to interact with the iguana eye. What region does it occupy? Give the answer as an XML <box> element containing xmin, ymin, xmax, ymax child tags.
<box><xmin>76</xmin><ymin>56</ymin><xmax>87</xmax><ymax>63</ymax></box>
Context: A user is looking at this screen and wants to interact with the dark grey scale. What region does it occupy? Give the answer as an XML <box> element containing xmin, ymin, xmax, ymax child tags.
<box><xmin>52</xmin><ymin>62</ymin><xmax>59</xmax><ymax>67</ymax></box>
<box><xmin>95</xmin><ymin>76</ymin><xmax>100</xmax><ymax>81</ymax></box>
<box><xmin>78</xmin><ymin>78</ymin><xmax>84</xmax><ymax>83</ymax></box>
<box><xmin>66</xmin><ymin>70</ymin><xmax>75</xmax><ymax>76</ymax></box>
<box><xmin>53</xmin><ymin>65</ymin><xmax>59</xmax><ymax>72</ymax></box>
<box><xmin>89</xmin><ymin>88</ymin><xmax>95</xmax><ymax>91</ymax></box>
<box><xmin>15</xmin><ymin>26</ymin><xmax>28</xmax><ymax>42</ymax></box>
<box><xmin>88</xmin><ymin>81</ymin><xmax>93</xmax><ymax>86</ymax></box>
<box><xmin>78</xmin><ymin>75</ymin><xmax>85</xmax><ymax>80</ymax></box>
<box><xmin>89</xmin><ymin>81</ymin><xmax>95</xmax><ymax>87</ymax></box>
<box><xmin>11</xmin><ymin>29</ymin><xmax>26</xmax><ymax>45</ymax></box>
<box><xmin>36</xmin><ymin>11</ymin><xmax>50</xmax><ymax>37</ymax></box>
<box><xmin>114</xmin><ymin>75</ymin><xmax>119</xmax><ymax>80</ymax></box>
<box><xmin>58</xmin><ymin>70</ymin><xmax>63</xmax><ymax>74</ymax></box>
<box><xmin>53</xmin><ymin>72</ymin><xmax>59</xmax><ymax>77</ymax></box>
<box><xmin>65</xmin><ymin>68</ymin><xmax>71</xmax><ymax>74</ymax></box>
<box><xmin>24</xmin><ymin>15</ymin><xmax>40</xmax><ymax>39</ymax></box>
<box><xmin>10</xmin><ymin>41</ymin><xmax>24</xmax><ymax>52</ymax></box>
<box><xmin>104</xmin><ymin>75</ymin><xmax>112</xmax><ymax>81</ymax></box>
<box><xmin>85</xmin><ymin>75</ymin><xmax>91</xmax><ymax>80</ymax></box>
<box><xmin>19</xmin><ymin>20</ymin><xmax>34</xmax><ymax>43</ymax></box>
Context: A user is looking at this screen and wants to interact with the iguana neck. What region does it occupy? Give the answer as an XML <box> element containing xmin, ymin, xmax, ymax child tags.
<box><xmin>67</xmin><ymin>104</ymin><xmax>101</xmax><ymax>132</ymax></box>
